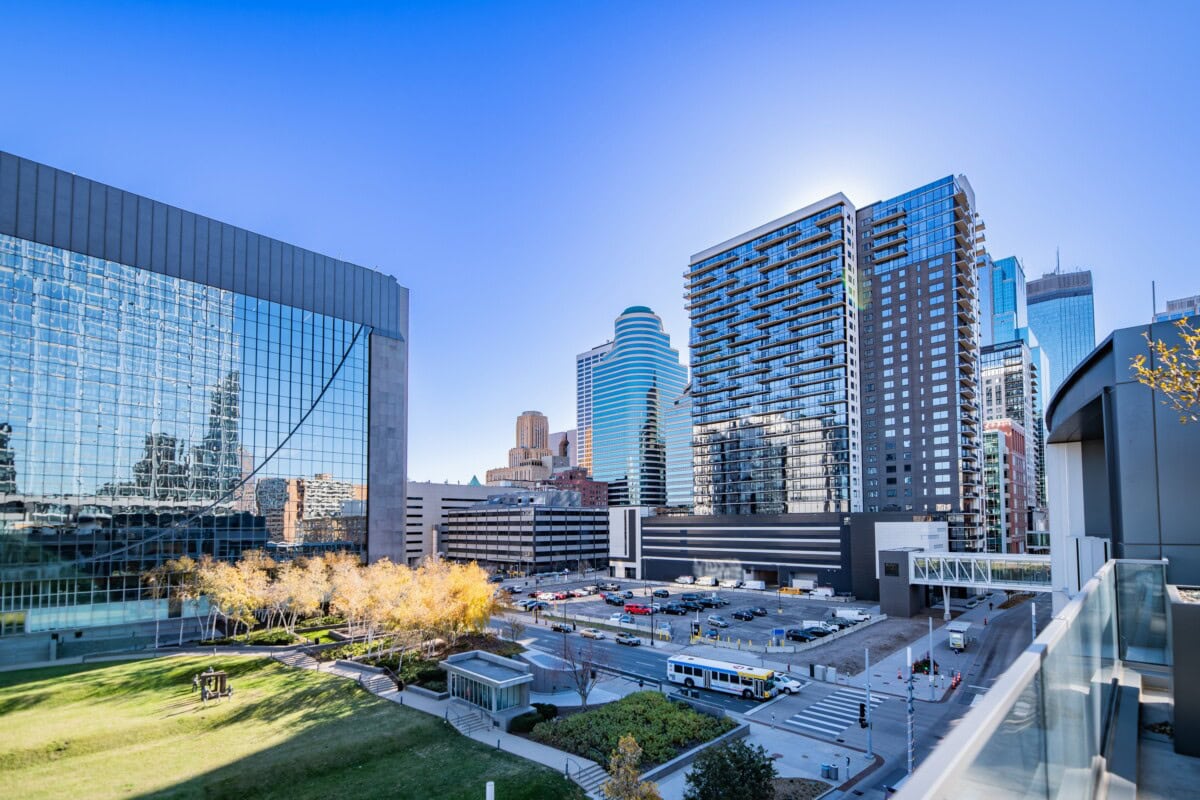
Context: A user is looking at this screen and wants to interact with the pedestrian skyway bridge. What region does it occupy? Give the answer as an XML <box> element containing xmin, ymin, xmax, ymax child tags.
<box><xmin>908</xmin><ymin>551</ymin><xmax>1053</xmax><ymax>593</ymax></box>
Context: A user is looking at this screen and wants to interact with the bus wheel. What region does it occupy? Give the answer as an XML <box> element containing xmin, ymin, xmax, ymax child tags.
<box><xmin>742</xmin><ymin>689</ymin><xmax>752</xmax><ymax>699</ymax></box>
<box><xmin>684</xmin><ymin>678</ymin><xmax>695</xmax><ymax>689</ymax></box>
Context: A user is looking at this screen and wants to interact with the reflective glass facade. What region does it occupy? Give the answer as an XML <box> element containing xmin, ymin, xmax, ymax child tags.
<box><xmin>688</xmin><ymin>197</ymin><xmax>861</xmax><ymax>515</ymax></box>
<box><xmin>1026</xmin><ymin>270</ymin><xmax>1095</xmax><ymax>394</ymax></box>
<box><xmin>591</xmin><ymin>307</ymin><xmax>687</xmax><ymax>507</ymax></box>
<box><xmin>663</xmin><ymin>385</ymin><xmax>692</xmax><ymax>509</ymax></box>
<box><xmin>0</xmin><ymin>153</ymin><xmax>407</xmax><ymax>640</ymax></box>
<box><xmin>575</xmin><ymin>341</ymin><xmax>612</xmax><ymax>477</ymax></box>
<box><xmin>981</xmin><ymin>255</ymin><xmax>1027</xmax><ymax>346</ymax></box>
<box><xmin>857</xmin><ymin>176</ymin><xmax>983</xmax><ymax>550</ymax></box>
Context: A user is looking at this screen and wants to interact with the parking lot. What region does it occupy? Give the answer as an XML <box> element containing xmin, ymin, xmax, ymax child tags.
<box><xmin>501</xmin><ymin>576</ymin><xmax>878</xmax><ymax>645</ymax></box>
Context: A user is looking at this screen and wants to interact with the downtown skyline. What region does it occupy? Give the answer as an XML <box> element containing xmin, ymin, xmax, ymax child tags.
<box><xmin>4</xmin><ymin>1</ymin><xmax>1197</xmax><ymax>483</ymax></box>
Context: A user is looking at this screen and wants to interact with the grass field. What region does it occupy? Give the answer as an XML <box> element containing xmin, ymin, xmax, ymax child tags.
<box><xmin>0</xmin><ymin>655</ymin><xmax>584</xmax><ymax>800</ymax></box>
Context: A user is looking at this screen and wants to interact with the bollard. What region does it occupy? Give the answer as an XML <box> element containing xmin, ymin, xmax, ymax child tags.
<box><xmin>486</xmin><ymin>781</ymin><xmax>495</xmax><ymax>800</ymax></box>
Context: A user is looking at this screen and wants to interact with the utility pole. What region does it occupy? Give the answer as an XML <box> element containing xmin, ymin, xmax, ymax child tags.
<box><xmin>1031</xmin><ymin>599</ymin><xmax>1037</xmax><ymax>642</ymax></box>
<box><xmin>865</xmin><ymin>647</ymin><xmax>873</xmax><ymax>759</ymax></box>
<box><xmin>906</xmin><ymin>646</ymin><xmax>915</xmax><ymax>776</ymax></box>
<box><xmin>928</xmin><ymin>616</ymin><xmax>935</xmax><ymax>701</ymax></box>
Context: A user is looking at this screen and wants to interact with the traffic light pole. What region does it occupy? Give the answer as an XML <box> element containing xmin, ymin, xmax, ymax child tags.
<box><xmin>864</xmin><ymin>646</ymin><xmax>873</xmax><ymax>758</ymax></box>
<box><xmin>906</xmin><ymin>646</ymin><xmax>915</xmax><ymax>776</ymax></box>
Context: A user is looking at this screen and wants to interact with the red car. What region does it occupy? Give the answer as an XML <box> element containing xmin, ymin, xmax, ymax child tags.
<box><xmin>624</xmin><ymin>602</ymin><xmax>652</xmax><ymax>616</ymax></box>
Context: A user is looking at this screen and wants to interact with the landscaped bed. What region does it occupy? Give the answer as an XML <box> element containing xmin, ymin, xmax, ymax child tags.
<box><xmin>773</xmin><ymin>777</ymin><xmax>832</xmax><ymax>799</ymax></box>
<box><xmin>528</xmin><ymin>691</ymin><xmax>737</xmax><ymax>768</ymax></box>
<box><xmin>319</xmin><ymin>631</ymin><xmax>524</xmax><ymax>693</ymax></box>
<box><xmin>0</xmin><ymin>654</ymin><xmax>583</xmax><ymax>800</ymax></box>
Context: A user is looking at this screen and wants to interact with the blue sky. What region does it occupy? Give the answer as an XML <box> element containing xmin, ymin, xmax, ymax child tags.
<box><xmin>4</xmin><ymin>1</ymin><xmax>1197</xmax><ymax>483</ymax></box>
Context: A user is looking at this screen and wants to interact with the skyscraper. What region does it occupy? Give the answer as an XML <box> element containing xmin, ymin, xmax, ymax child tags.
<box><xmin>486</xmin><ymin>410</ymin><xmax>555</xmax><ymax>487</ymax></box>
<box><xmin>688</xmin><ymin>195</ymin><xmax>861</xmax><ymax>515</ymax></box>
<box><xmin>980</xmin><ymin>255</ymin><xmax>1027</xmax><ymax>346</ymax></box>
<box><xmin>575</xmin><ymin>341</ymin><xmax>613</xmax><ymax>476</ymax></box>
<box><xmin>0</xmin><ymin>151</ymin><xmax>408</xmax><ymax>641</ymax></box>
<box><xmin>1155</xmin><ymin>293</ymin><xmax>1200</xmax><ymax>322</ymax></box>
<box><xmin>591</xmin><ymin>307</ymin><xmax>688</xmax><ymax>506</ymax></box>
<box><xmin>1027</xmin><ymin>268</ymin><xmax>1096</xmax><ymax>394</ymax></box>
<box><xmin>856</xmin><ymin>175</ymin><xmax>984</xmax><ymax>551</ymax></box>
<box><xmin>515</xmin><ymin>410</ymin><xmax>549</xmax><ymax>452</ymax></box>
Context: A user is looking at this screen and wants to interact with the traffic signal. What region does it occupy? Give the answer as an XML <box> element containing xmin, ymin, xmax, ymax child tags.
<box><xmin>858</xmin><ymin>702</ymin><xmax>867</xmax><ymax>728</ymax></box>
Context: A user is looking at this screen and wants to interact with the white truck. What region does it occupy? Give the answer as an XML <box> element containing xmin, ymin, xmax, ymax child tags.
<box><xmin>696</xmin><ymin>576</ymin><xmax>718</xmax><ymax>586</ymax></box>
<box><xmin>790</xmin><ymin>578</ymin><xmax>816</xmax><ymax>590</ymax></box>
<box><xmin>834</xmin><ymin>609</ymin><xmax>871</xmax><ymax>622</ymax></box>
<box><xmin>743</xmin><ymin>580</ymin><xmax>767</xmax><ymax>591</ymax></box>
<box><xmin>947</xmin><ymin>621</ymin><xmax>972</xmax><ymax>654</ymax></box>
<box><xmin>810</xmin><ymin>586</ymin><xmax>834</xmax><ymax>599</ymax></box>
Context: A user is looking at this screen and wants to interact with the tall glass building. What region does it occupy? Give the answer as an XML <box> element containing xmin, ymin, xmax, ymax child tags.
<box><xmin>0</xmin><ymin>152</ymin><xmax>407</xmax><ymax>645</ymax></box>
<box><xmin>1027</xmin><ymin>269</ymin><xmax>1095</xmax><ymax>394</ymax></box>
<box><xmin>575</xmin><ymin>341</ymin><xmax>613</xmax><ymax>476</ymax></box>
<box><xmin>980</xmin><ymin>255</ymin><xmax>1027</xmax><ymax>346</ymax></box>
<box><xmin>688</xmin><ymin>195</ymin><xmax>861</xmax><ymax>516</ymax></box>
<box><xmin>856</xmin><ymin>176</ymin><xmax>984</xmax><ymax>550</ymax></box>
<box><xmin>590</xmin><ymin>307</ymin><xmax>687</xmax><ymax>507</ymax></box>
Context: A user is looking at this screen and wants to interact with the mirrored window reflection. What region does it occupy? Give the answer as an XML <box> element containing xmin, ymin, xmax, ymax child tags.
<box><xmin>0</xmin><ymin>233</ymin><xmax>369</xmax><ymax>634</ymax></box>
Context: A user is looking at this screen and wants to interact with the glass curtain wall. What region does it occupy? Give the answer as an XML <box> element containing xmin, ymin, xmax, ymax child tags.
<box><xmin>0</xmin><ymin>233</ymin><xmax>369</xmax><ymax>634</ymax></box>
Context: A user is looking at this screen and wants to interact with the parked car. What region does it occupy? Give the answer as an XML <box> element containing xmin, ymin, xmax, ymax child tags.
<box><xmin>801</xmin><ymin>626</ymin><xmax>831</xmax><ymax>638</ymax></box>
<box><xmin>680</xmin><ymin>592</ymin><xmax>702</xmax><ymax>603</ymax></box>
<box><xmin>569</xmin><ymin>589</ymin><xmax>590</xmax><ymax>598</ymax></box>
<box><xmin>624</xmin><ymin>602</ymin><xmax>652</xmax><ymax>616</ymax></box>
<box><xmin>785</xmin><ymin>628</ymin><xmax>815</xmax><ymax>642</ymax></box>
<box><xmin>615</xmin><ymin>632</ymin><xmax>642</xmax><ymax>646</ymax></box>
<box><xmin>551</xmin><ymin>622</ymin><xmax>573</xmax><ymax>633</ymax></box>
<box><xmin>774</xmin><ymin>673</ymin><xmax>807</xmax><ymax>695</ymax></box>
<box><xmin>583</xmin><ymin>585</ymin><xmax>599</xmax><ymax>594</ymax></box>
<box><xmin>675</xmin><ymin>575</ymin><xmax>695</xmax><ymax>585</ymax></box>
<box><xmin>709</xmin><ymin>595</ymin><xmax>730</xmax><ymax>607</ymax></box>
<box><xmin>598</xmin><ymin>582</ymin><xmax>620</xmax><ymax>592</ymax></box>
<box><xmin>707</xmin><ymin>615</ymin><xmax>731</xmax><ymax>628</ymax></box>
<box><xmin>698</xmin><ymin>596</ymin><xmax>721</xmax><ymax>608</ymax></box>
<box><xmin>678</xmin><ymin>600</ymin><xmax>702</xmax><ymax>611</ymax></box>
<box><xmin>528</xmin><ymin>601</ymin><xmax>549</xmax><ymax>611</ymax></box>
<box><xmin>579</xmin><ymin>628</ymin><xmax>605</xmax><ymax>639</ymax></box>
<box><xmin>703</xmin><ymin>629</ymin><xmax>720</xmax><ymax>639</ymax></box>
<box><xmin>603</xmin><ymin>593</ymin><xmax>625</xmax><ymax>606</ymax></box>
<box><xmin>661</xmin><ymin>603</ymin><xmax>687</xmax><ymax>615</ymax></box>
<box><xmin>536</xmin><ymin>592</ymin><xmax>558</xmax><ymax>601</ymax></box>
<box><xmin>620</xmin><ymin>590</ymin><xmax>634</xmax><ymax>599</ymax></box>
<box><xmin>609</xmin><ymin>613</ymin><xmax>634</xmax><ymax>625</ymax></box>
<box><xmin>488</xmin><ymin>574</ymin><xmax>505</xmax><ymax>583</ymax></box>
<box><xmin>502</xmin><ymin>586</ymin><xmax>520</xmax><ymax>594</ymax></box>
<box><xmin>731</xmin><ymin>609</ymin><xmax>755</xmax><ymax>621</ymax></box>
<box><xmin>749</xmin><ymin>607</ymin><xmax>769</xmax><ymax>616</ymax></box>
<box><xmin>652</xmin><ymin>588</ymin><xmax>670</xmax><ymax>598</ymax></box>
<box><xmin>825</xmin><ymin>618</ymin><xmax>854</xmax><ymax>630</ymax></box>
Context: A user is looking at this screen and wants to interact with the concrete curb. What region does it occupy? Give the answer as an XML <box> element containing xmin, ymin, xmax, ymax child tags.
<box><xmin>406</xmin><ymin>684</ymin><xmax>450</xmax><ymax>700</ymax></box>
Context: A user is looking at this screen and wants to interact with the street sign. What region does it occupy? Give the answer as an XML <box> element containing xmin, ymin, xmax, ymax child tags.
<box><xmin>772</xmin><ymin>628</ymin><xmax>785</xmax><ymax>637</ymax></box>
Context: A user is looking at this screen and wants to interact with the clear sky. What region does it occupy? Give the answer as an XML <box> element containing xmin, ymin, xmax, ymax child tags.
<box><xmin>4</xmin><ymin>1</ymin><xmax>1197</xmax><ymax>483</ymax></box>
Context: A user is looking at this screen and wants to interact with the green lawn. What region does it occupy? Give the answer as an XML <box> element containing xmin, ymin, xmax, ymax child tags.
<box><xmin>0</xmin><ymin>655</ymin><xmax>584</xmax><ymax>800</ymax></box>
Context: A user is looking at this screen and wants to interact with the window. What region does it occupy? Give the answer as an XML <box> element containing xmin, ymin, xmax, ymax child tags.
<box><xmin>884</xmin><ymin>562</ymin><xmax>900</xmax><ymax>577</ymax></box>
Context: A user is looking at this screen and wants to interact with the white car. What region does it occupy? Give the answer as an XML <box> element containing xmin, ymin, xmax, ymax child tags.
<box><xmin>615</xmin><ymin>632</ymin><xmax>642</xmax><ymax>646</ymax></box>
<box><xmin>773</xmin><ymin>673</ymin><xmax>807</xmax><ymax>695</ymax></box>
<box><xmin>579</xmin><ymin>628</ymin><xmax>605</xmax><ymax>640</ymax></box>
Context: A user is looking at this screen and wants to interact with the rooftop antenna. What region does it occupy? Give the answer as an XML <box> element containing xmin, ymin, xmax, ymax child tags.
<box><xmin>1152</xmin><ymin>280</ymin><xmax>1157</xmax><ymax>319</ymax></box>
<box><xmin>1055</xmin><ymin>246</ymin><xmax>1061</xmax><ymax>274</ymax></box>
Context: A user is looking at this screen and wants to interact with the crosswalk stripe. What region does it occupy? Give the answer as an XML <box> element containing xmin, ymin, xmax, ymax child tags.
<box><xmin>783</xmin><ymin>690</ymin><xmax>888</xmax><ymax>738</ymax></box>
<box><xmin>785</xmin><ymin>717</ymin><xmax>843</xmax><ymax>734</ymax></box>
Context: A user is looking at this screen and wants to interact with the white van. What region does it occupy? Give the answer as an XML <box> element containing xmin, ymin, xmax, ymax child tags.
<box><xmin>696</xmin><ymin>576</ymin><xmax>717</xmax><ymax>587</ymax></box>
<box><xmin>675</xmin><ymin>575</ymin><xmax>695</xmax><ymax>585</ymax></box>
<box><xmin>834</xmin><ymin>609</ymin><xmax>871</xmax><ymax>622</ymax></box>
<box><xmin>719</xmin><ymin>579</ymin><xmax>744</xmax><ymax>589</ymax></box>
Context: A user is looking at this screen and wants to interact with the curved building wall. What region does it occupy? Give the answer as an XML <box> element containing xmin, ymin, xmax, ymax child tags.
<box><xmin>591</xmin><ymin>308</ymin><xmax>688</xmax><ymax>507</ymax></box>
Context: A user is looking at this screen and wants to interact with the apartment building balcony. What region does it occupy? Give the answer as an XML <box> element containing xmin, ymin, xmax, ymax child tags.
<box><xmin>897</xmin><ymin>560</ymin><xmax>1198</xmax><ymax>800</ymax></box>
<box><xmin>873</xmin><ymin>247</ymin><xmax>908</xmax><ymax>265</ymax></box>
<box><xmin>871</xmin><ymin>220</ymin><xmax>907</xmax><ymax>239</ymax></box>
<box><xmin>870</xmin><ymin>208</ymin><xmax>905</xmax><ymax>228</ymax></box>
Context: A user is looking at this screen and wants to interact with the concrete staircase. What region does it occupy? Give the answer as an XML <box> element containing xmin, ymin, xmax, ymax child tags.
<box><xmin>360</xmin><ymin>672</ymin><xmax>396</xmax><ymax>695</ymax></box>
<box><xmin>570</xmin><ymin>764</ymin><xmax>608</xmax><ymax>799</ymax></box>
<box><xmin>272</xmin><ymin>650</ymin><xmax>318</xmax><ymax>671</ymax></box>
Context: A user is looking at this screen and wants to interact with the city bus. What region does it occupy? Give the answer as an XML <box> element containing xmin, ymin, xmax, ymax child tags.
<box><xmin>666</xmin><ymin>655</ymin><xmax>776</xmax><ymax>700</ymax></box>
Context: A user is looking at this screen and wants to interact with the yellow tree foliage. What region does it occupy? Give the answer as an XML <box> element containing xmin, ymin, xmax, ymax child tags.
<box><xmin>601</xmin><ymin>736</ymin><xmax>662</xmax><ymax>800</ymax></box>
<box><xmin>1132</xmin><ymin>317</ymin><xmax>1200</xmax><ymax>423</ymax></box>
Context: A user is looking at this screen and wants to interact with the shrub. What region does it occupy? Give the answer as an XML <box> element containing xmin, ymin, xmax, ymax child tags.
<box><xmin>683</xmin><ymin>740</ymin><xmax>776</xmax><ymax>800</ymax></box>
<box><xmin>530</xmin><ymin>692</ymin><xmax>735</xmax><ymax>767</ymax></box>
<box><xmin>510</xmin><ymin>711</ymin><xmax>544</xmax><ymax>734</ymax></box>
<box><xmin>532</xmin><ymin>703</ymin><xmax>558</xmax><ymax>720</ymax></box>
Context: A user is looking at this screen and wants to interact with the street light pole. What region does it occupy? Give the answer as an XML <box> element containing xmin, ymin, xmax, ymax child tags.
<box><xmin>865</xmin><ymin>646</ymin><xmax>873</xmax><ymax>759</ymax></box>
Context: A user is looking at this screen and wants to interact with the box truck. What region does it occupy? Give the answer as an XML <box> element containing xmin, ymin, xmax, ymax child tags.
<box><xmin>947</xmin><ymin>621</ymin><xmax>971</xmax><ymax>653</ymax></box>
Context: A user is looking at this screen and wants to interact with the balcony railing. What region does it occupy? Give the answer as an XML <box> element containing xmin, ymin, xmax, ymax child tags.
<box><xmin>897</xmin><ymin>559</ymin><xmax>1170</xmax><ymax>800</ymax></box>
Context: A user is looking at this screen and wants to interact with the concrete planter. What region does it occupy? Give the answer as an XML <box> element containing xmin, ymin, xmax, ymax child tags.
<box><xmin>406</xmin><ymin>684</ymin><xmax>450</xmax><ymax>700</ymax></box>
<box><xmin>640</xmin><ymin>722</ymin><xmax>749</xmax><ymax>783</ymax></box>
<box><xmin>1168</xmin><ymin>585</ymin><xmax>1200</xmax><ymax>756</ymax></box>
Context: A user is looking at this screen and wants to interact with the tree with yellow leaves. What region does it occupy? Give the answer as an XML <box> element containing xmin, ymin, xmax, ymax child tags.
<box><xmin>601</xmin><ymin>735</ymin><xmax>662</xmax><ymax>800</ymax></box>
<box><xmin>1133</xmin><ymin>317</ymin><xmax>1200</xmax><ymax>423</ymax></box>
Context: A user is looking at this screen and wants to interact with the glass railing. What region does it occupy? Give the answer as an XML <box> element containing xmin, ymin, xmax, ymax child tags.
<box><xmin>897</xmin><ymin>559</ymin><xmax>1170</xmax><ymax>800</ymax></box>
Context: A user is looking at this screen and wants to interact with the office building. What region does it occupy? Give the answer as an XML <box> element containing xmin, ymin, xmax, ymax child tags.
<box><xmin>979</xmin><ymin>254</ymin><xmax>1028</xmax><ymax>347</ymax></box>
<box><xmin>1155</xmin><ymin>293</ymin><xmax>1200</xmax><ymax>323</ymax></box>
<box><xmin>590</xmin><ymin>306</ymin><xmax>688</xmax><ymax>506</ymax></box>
<box><xmin>539</xmin><ymin>467</ymin><xmax>607</xmax><ymax>507</ymax></box>
<box><xmin>663</xmin><ymin>385</ymin><xmax>693</xmax><ymax>509</ymax></box>
<box><xmin>688</xmin><ymin>195</ymin><xmax>862</xmax><ymax>516</ymax></box>
<box><xmin>981</xmin><ymin>339</ymin><xmax>1046</xmax><ymax>517</ymax></box>
<box><xmin>0</xmin><ymin>151</ymin><xmax>408</xmax><ymax>645</ymax></box>
<box><xmin>485</xmin><ymin>410</ymin><xmax>555</xmax><ymax>487</ymax></box>
<box><xmin>1027</xmin><ymin>268</ymin><xmax>1096</xmax><ymax>394</ymax></box>
<box><xmin>405</xmin><ymin>481</ymin><xmax>524</xmax><ymax>565</ymax></box>
<box><xmin>575</xmin><ymin>341</ymin><xmax>613</xmax><ymax>476</ymax></box>
<box><xmin>982</xmin><ymin>420</ymin><xmax>1028</xmax><ymax>553</ymax></box>
<box><xmin>440</xmin><ymin>493</ymin><xmax>609</xmax><ymax>574</ymax></box>
<box><xmin>857</xmin><ymin>175</ymin><xmax>985</xmax><ymax>551</ymax></box>
<box><xmin>547</xmin><ymin>429</ymin><xmax>577</xmax><ymax>468</ymax></box>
